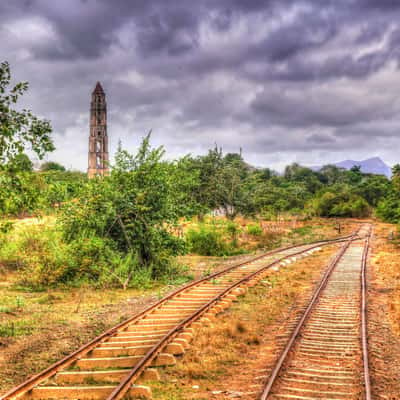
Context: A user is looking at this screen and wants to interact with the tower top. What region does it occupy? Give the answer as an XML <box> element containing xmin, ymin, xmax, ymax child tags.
<box><xmin>93</xmin><ymin>81</ymin><xmax>105</xmax><ymax>94</ymax></box>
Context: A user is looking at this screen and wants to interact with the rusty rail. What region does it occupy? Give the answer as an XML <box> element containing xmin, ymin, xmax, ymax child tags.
<box><xmin>259</xmin><ymin>225</ymin><xmax>371</xmax><ymax>400</ymax></box>
<box><xmin>1</xmin><ymin>233</ymin><xmax>356</xmax><ymax>400</ymax></box>
<box><xmin>361</xmin><ymin>230</ymin><xmax>372</xmax><ymax>400</ymax></box>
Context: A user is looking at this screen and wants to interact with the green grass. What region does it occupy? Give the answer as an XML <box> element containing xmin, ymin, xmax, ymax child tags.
<box><xmin>291</xmin><ymin>225</ymin><xmax>313</xmax><ymax>236</ymax></box>
<box><xmin>0</xmin><ymin>319</ymin><xmax>34</xmax><ymax>337</ymax></box>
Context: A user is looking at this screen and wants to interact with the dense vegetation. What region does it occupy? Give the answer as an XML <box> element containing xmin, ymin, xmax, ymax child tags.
<box><xmin>1</xmin><ymin>60</ymin><xmax>400</xmax><ymax>289</ymax></box>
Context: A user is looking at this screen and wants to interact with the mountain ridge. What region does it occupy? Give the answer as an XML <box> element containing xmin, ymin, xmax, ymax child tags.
<box><xmin>311</xmin><ymin>157</ymin><xmax>391</xmax><ymax>177</ymax></box>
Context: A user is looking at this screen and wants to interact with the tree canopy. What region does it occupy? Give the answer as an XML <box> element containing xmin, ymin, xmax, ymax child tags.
<box><xmin>0</xmin><ymin>61</ymin><xmax>53</xmax><ymax>167</ymax></box>
<box><xmin>40</xmin><ymin>161</ymin><xmax>66</xmax><ymax>171</ymax></box>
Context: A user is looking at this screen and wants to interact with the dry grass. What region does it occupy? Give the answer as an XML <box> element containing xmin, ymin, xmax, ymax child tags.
<box><xmin>371</xmin><ymin>222</ymin><xmax>400</xmax><ymax>336</ymax></box>
<box><xmin>365</xmin><ymin>221</ymin><xmax>400</xmax><ymax>398</ymax></box>
<box><xmin>150</xmin><ymin>245</ymin><xmax>339</xmax><ymax>399</ymax></box>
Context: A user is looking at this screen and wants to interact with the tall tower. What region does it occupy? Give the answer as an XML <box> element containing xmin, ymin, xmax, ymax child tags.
<box><xmin>88</xmin><ymin>82</ymin><xmax>109</xmax><ymax>178</ymax></box>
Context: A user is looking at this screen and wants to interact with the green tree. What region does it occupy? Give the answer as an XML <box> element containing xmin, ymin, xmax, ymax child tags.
<box><xmin>353</xmin><ymin>174</ymin><xmax>390</xmax><ymax>206</ymax></box>
<box><xmin>284</xmin><ymin>163</ymin><xmax>322</xmax><ymax>193</ymax></box>
<box><xmin>195</xmin><ymin>146</ymin><xmax>225</xmax><ymax>213</ymax></box>
<box><xmin>61</xmin><ymin>135</ymin><xmax>185</xmax><ymax>277</ymax></box>
<box><xmin>6</xmin><ymin>153</ymin><xmax>33</xmax><ymax>172</ymax></box>
<box><xmin>392</xmin><ymin>164</ymin><xmax>400</xmax><ymax>192</ymax></box>
<box><xmin>40</xmin><ymin>161</ymin><xmax>66</xmax><ymax>171</ymax></box>
<box><xmin>376</xmin><ymin>195</ymin><xmax>400</xmax><ymax>223</ymax></box>
<box><xmin>319</xmin><ymin>165</ymin><xmax>346</xmax><ymax>185</ymax></box>
<box><xmin>215</xmin><ymin>159</ymin><xmax>247</xmax><ymax>219</ymax></box>
<box><xmin>347</xmin><ymin>165</ymin><xmax>363</xmax><ymax>185</ymax></box>
<box><xmin>313</xmin><ymin>188</ymin><xmax>370</xmax><ymax>218</ymax></box>
<box><xmin>392</xmin><ymin>164</ymin><xmax>400</xmax><ymax>177</ymax></box>
<box><xmin>0</xmin><ymin>61</ymin><xmax>53</xmax><ymax>167</ymax></box>
<box><xmin>169</xmin><ymin>156</ymin><xmax>204</xmax><ymax>218</ymax></box>
<box><xmin>258</xmin><ymin>167</ymin><xmax>276</xmax><ymax>181</ymax></box>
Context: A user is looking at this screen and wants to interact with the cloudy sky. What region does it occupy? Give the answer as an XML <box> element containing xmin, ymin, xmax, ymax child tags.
<box><xmin>1</xmin><ymin>0</ymin><xmax>400</xmax><ymax>171</ymax></box>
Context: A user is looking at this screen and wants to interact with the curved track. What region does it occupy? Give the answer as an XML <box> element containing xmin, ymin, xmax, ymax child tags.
<box><xmin>260</xmin><ymin>224</ymin><xmax>371</xmax><ymax>400</ymax></box>
<box><xmin>1</xmin><ymin>234</ymin><xmax>357</xmax><ymax>400</ymax></box>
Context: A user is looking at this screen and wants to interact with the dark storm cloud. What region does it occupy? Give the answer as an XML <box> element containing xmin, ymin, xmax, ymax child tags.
<box><xmin>1</xmin><ymin>0</ymin><xmax>400</xmax><ymax>169</ymax></box>
<box><xmin>249</xmin><ymin>81</ymin><xmax>398</xmax><ymax>128</ymax></box>
<box><xmin>135</xmin><ymin>7</ymin><xmax>201</xmax><ymax>56</ymax></box>
<box><xmin>257</xmin><ymin>12</ymin><xmax>337</xmax><ymax>63</ymax></box>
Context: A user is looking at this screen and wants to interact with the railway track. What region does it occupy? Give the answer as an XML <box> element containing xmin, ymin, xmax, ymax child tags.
<box><xmin>1</xmin><ymin>233</ymin><xmax>357</xmax><ymax>400</ymax></box>
<box><xmin>260</xmin><ymin>224</ymin><xmax>371</xmax><ymax>400</ymax></box>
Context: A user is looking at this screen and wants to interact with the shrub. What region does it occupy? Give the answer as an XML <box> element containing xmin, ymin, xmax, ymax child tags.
<box><xmin>15</xmin><ymin>227</ymin><xmax>72</xmax><ymax>289</ymax></box>
<box><xmin>66</xmin><ymin>235</ymin><xmax>121</xmax><ymax>284</ymax></box>
<box><xmin>376</xmin><ymin>196</ymin><xmax>400</xmax><ymax>223</ymax></box>
<box><xmin>313</xmin><ymin>191</ymin><xmax>371</xmax><ymax>218</ymax></box>
<box><xmin>247</xmin><ymin>224</ymin><xmax>263</xmax><ymax>236</ymax></box>
<box><xmin>350</xmin><ymin>197</ymin><xmax>370</xmax><ymax>218</ymax></box>
<box><xmin>186</xmin><ymin>225</ymin><xmax>229</xmax><ymax>256</ymax></box>
<box><xmin>0</xmin><ymin>170</ymin><xmax>86</xmax><ymax>217</ymax></box>
<box><xmin>0</xmin><ymin>224</ymin><xmax>109</xmax><ymax>288</ymax></box>
<box><xmin>60</xmin><ymin>136</ymin><xmax>186</xmax><ymax>279</ymax></box>
<box><xmin>0</xmin><ymin>221</ymin><xmax>191</xmax><ymax>290</ymax></box>
<box><xmin>0</xmin><ymin>234</ymin><xmax>21</xmax><ymax>269</ymax></box>
<box><xmin>225</xmin><ymin>221</ymin><xmax>241</xmax><ymax>237</ymax></box>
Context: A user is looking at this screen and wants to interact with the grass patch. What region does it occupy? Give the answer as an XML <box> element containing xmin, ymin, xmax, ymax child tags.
<box><xmin>246</xmin><ymin>223</ymin><xmax>263</xmax><ymax>236</ymax></box>
<box><xmin>0</xmin><ymin>319</ymin><xmax>34</xmax><ymax>337</ymax></box>
<box><xmin>291</xmin><ymin>225</ymin><xmax>313</xmax><ymax>236</ymax></box>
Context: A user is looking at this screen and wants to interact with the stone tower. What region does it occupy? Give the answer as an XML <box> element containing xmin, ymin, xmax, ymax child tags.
<box><xmin>88</xmin><ymin>82</ymin><xmax>109</xmax><ymax>178</ymax></box>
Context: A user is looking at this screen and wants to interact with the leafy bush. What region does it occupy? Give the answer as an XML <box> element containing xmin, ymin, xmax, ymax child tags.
<box><xmin>0</xmin><ymin>170</ymin><xmax>86</xmax><ymax>216</ymax></box>
<box><xmin>247</xmin><ymin>224</ymin><xmax>263</xmax><ymax>236</ymax></box>
<box><xmin>61</xmin><ymin>137</ymin><xmax>186</xmax><ymax>280</ymax></box>
<box><xmin>65</xmin><ymin>235</ymin><xmax>121</xmax><ymax>284</ymax></box>
<box><xmin>186</xmin><ymin>225</ymin><xmax>229</xmax><ymax>256</ymax></box>
<box><xmin>376</xmin><ymin>196</ymin><xmax>400</xmax><ymax>223</ymax></box>
<box><xmin>225</xmin><ymin>221</ymin><xmax>241</xmax><ymax>238</ymax></box>
<box><xmin>0</xmin><ymin>223</ymin><xmax>190</xmax><ymax>290</ymax></box>
<box><xmin>1</xmin><ymin>225</ymin><xmax>72</xmax><ymax>289</ymax></box>
<box><xmin>313</xmin><ymin>191</ymin><xmax>371</xmax><ymax>218</ymax></box>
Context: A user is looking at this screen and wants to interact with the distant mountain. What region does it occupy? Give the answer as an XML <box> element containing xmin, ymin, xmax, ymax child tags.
<box><xmin>312</xmin><ymin>157</ymin><xmax>392</xmax><ymax>177</ymax></box>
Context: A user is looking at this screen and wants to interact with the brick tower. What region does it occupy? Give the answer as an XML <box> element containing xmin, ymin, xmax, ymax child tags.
<box><xmin>88</xmin><ymin>82</ymin><xmax>109</xmax><ymax>178</ymax></box>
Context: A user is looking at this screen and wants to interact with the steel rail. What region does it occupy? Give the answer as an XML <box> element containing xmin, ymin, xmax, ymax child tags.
<box><xmin>259</xmin><ymin>225</ymin><xmax>370</xmax><ymax>400</ymax></box>
<box><xmin>361</xmin><ymin>229</ymin><xmax>372</xmax><ymax>400</ymax></box>
<box><xmin>259</xmin><ymin>236</ymin><xmax>355</xmax><ymax>400</ymax></box>
<box><xmin>1</xmin><ymin>233</ymin><xmax>355</xmax><ymax>400</ymax></box>
<box><xmin>106</xmin><ymin>234</ymin><xmax>359</xmax><ymax>400</ymax></box>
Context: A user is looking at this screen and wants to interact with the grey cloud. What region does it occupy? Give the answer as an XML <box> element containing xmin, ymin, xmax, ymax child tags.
<box><xmin>1</xmin><ymin>0</ymin><xmax>400</xmax><ymax>171</ymax></box>
<box><xmin>307</xmin><ymin>134</ymin><xmax>336</xmax><ymax>144</ymax></box>
<box><xmin>135</xmin><ymin>7</ymin><xmax>201</xmax><ymax>56</ymax></box>
<box><xmin>258</xmin><ymin>12</ymin><xmax>337</xmax><ymax>63</ymax></box>
<box><xmin>250</xmin><ymin>84</ymin><xmax>396</xmax><ymax>128</ymax></box>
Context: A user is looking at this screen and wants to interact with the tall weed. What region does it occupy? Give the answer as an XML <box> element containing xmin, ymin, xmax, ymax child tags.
<box><xmin>186</xmin><ymin>225</ymin><xmax>229</xmax><ymax>256</ymax></box>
